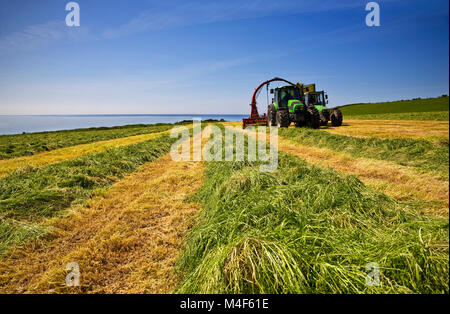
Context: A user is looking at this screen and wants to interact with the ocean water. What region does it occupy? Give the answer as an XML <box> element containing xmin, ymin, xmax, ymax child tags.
<box><xmin>0</xmin><ymin>114</ymin><xmax>247</xmax><ymax>135</ymax></box>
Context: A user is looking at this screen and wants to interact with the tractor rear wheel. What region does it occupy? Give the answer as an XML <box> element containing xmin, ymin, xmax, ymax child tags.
<box><xmin>276</xmin><ymin>110</ymin><xmax>290</xmax><ymax>128</ymax></box>
<box><xmin>306</xmin><ymin>107</ymin><xmax>321</xmax><ymax>129</ymax></box>
<box><xmin>331</xmin><ymin>109</ymin><xmax>343</xmax><ymax>127</ymax></box>
<box><xmin>267</xmin><ymin>104</ymin><xmax>277</xmax><ymax>127</ymax></box>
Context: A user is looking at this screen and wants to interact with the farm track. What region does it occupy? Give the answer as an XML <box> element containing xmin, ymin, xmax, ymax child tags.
<box><xmin>0</xmin><ymin>132</ymin><xmax>206</xmax><ymax>294</ymax></box>
<box><xmin>0</xmin><ymin>129</ymin><xmax>176</xmax><ymax>178</ymax></box>
<box><xmin>323</xmin><ymin>120</ymin><xmax>449</xmax><ymax>141</ymax></box>
<box><xmin>227</xmin><ymin>123</ymin><xmax>449</xmax><ymax>217</ymax></box>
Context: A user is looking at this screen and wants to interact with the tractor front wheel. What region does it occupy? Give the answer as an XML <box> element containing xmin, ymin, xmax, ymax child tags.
<box><xmin>267</xmin><ymin>104</ymin><xmax>277</xmax><ymax>127</ymax></box>
<box><xmin>276</xmin><ymin>110</ymin><xmax>290</xmax><ymax>128</ymax></box>
<box><xmin>331</xmin><ymin>109</ymin><xmax>343</xmax><ymax>127</ymax></box>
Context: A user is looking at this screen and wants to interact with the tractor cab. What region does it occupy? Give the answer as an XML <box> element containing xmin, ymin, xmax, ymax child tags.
<box><xmin>305</xmin><ymin>91</ymin><xmax>328</xmax><ymax>111</ymax></box>
<box><xmin>271</xmin><ymin>85</ymin><xmax>303</xmax><ymax>112</ymax></box>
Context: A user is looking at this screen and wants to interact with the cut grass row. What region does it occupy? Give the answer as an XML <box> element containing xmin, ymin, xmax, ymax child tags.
<box><xmin>276</xmin><ymin>138</ymin><xmax>449</xmax><ymax>217</ymax></box>
<box><xmin>0</xmin><ymin>130</ymin><xmax>174</xmax><ymax>178</ymax></box>
<box><xmin>0</xmin><ymin>151</ymin><xmax>205</xmax><ymax>294</ymax></box>
<box><xmin>278</xmin><ymin>128</ymin><xmax>449</xmax><ymax>179</ymax></box>
<box><xmin>0</xmin><ymin>123</ymin><xmax>180</xmax><ymax>160</ymax></box>
<box><xmin>177</xmin><ymin>128</ymin><xmax>449</xmax><ymax>293</ymax></box>
<box><xmin>323</xmin><ymin>120</ymin><xmax>449</xmax><ymax>142</ymax></box>
<box><xmin>0</xmin><ymin>133</ymin><xmax>180</xmax><ymax>255</ymax></box>
<box><xmin>233</xmin><ymin>124</ymin><xmax>449</xmax><ymax>217</ymax></box>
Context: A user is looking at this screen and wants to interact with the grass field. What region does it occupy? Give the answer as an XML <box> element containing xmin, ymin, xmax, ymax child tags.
<box><xmin>0</xmin><ymin>109</ymin><xmax>448</xmax><ymax>294</ymax></box>
<box><xmin>0</xmin><ymin>123</ymin><xmax>179</xmax><ymax>160</ymax></box>
<box><xmin>0</xmin><ymin>133</ymin><xmax>181</xmax><ymax>255</ymax></box>
<box><xmin>278</xmin><ymin>128</ymin><xmax>449</xmax><ymax>179</ymax></box>
<box><xmin>176</xmin><ymin>137</ymin><xmax>448</xmax><ymax>293</ymax></box>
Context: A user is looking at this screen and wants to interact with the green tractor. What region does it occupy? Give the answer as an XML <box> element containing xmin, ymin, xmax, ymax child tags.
<box><xmin>302</xmin><ymin>84</ymin><xmax>343</xmax><ymax>127</ymax></box>
<box><xmin>267</xmin><ymin>85</ymin><xmax>321</xmax><ymax>128</ymax></box>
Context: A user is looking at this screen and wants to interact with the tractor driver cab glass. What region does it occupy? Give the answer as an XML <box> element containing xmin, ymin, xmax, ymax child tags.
<box><xmin>280</xmin><ymin>90</ymin><xmax>291</xmax><ymax>107</ymax></box>
<box><xmin>316</xmin><ymin>93</ymin><xmax>325</xmax><ymax>105</ymax></box>
<box><xmin>308</xmin><ymin>93</ymin><xmax>317</xmax><ymax>105</ymax></box>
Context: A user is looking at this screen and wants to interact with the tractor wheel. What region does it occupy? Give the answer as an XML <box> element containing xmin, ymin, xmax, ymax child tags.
<box><xmin>267</xmin><ymin>104</ymin><xmax>277</xmax><ymax>127</ymax></box>
<box><xmin>331</xmin><ymin>109</ymin><xmax>343</xmax><ymax>127</ymax></box>
<box><xmin>306</xmin><ymin>107</ymin><xmax>321</xmax><ymax>129</ymax></box>
<box><xmin>320</xmin><ymin>113</ymin><xmax>328</xmax><ymax>126</ymax></box>
<box><xmin>276</xmin><ymin>110</ymin><xmax>290</xmax><ymax>128</ymax></box>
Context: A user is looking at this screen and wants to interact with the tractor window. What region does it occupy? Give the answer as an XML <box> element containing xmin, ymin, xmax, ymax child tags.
<box><xmin>308</xmin><ymin>93</ymin><xmax>325</xmax><ymax>105</ymax></box>
<box><xmin>279</xmin><ymin>90</ymin><xmax>292</xmax><ymax>107</ymax></box>
<box><xmin>279</xmin><ymin>87</ymin><xmax>300</xmax><ymax>107</ymax></box>
<box><xmin>317</xmin><ymin>93</ymin><xmax>325</xmax><ymax>105</ymax></box>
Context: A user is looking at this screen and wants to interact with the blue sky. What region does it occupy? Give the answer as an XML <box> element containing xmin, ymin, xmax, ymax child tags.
<box><xmin>0</xmin><ymin>0</ymin><xmax>448</xmax><ymax>115</ymax></box>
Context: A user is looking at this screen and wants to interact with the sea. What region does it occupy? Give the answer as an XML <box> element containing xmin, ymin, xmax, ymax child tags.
<box><xmin>0</xmin><ymin>114</ymin><xmax>247</xmax><ymax>135</ymax></box>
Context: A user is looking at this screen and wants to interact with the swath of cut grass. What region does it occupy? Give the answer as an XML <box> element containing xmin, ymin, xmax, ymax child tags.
<box><xmin>323</xmin><ymin>120</ymin><xmax>449</xmax><ymax>141</ymax></box>
<box><xmin>0</xmin><ymin>126</ymin><xmax>208</xmax><ymax>293</ymax></box>
<box><xmin>176</xmin><ymin>128</ymin><xmax>449</xmax><ymax>294</ymax></box>
<box><xmin>279</xmin><ymin>128</ymin><xmax>449</xmax><ymax>179</ymax></box>
<box><xmin>0</xmin><ymin>123</ymin><xmax>180</xmax><ymax>160</ymax></box>
<box><xmin>227</xmin><ymin>122</ymin><xmax>449</xmax><ymax>217</ymax></box>
<box><xmin>0</xmin><ymin>133</ymin><xmax>181</xmax><ymax>254</ymax></box>
<box><xmin>0</xmin><ymin>129</ymin><xmax>176</xmax><ymax>178</ymax></box>
<box><xmin>0</xmin><ymin>219</ymin><xmax>49</xmax><ymax>255</ymax></box>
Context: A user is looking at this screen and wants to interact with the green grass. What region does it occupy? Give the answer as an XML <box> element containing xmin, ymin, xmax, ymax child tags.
<box><xmin>0</xmin><ymin>219</ymin><xmax>49</xmax><ymax>255</ymax></box>
<box><xmin>344</xmin><ymin>111</ymin><xmax>449</xmax><ymax>121</ymax></box>
<box><xmin>279</xmin><ymin>128</ymin><xmax>449</xmax><ymax>179</ymax></box>
<box><xmin>0</xmin><ymin>133</ymin><xmax>180</xmax><ymax>254</ymax></box>
<box><xmin>338</xmin><ymin>96</ymin><xmax>449</xmax><ymax>117</ymax></box>
<box><xmin>176</xmin><ymin>130</ymin><xmax>449</xmax><ymax>294</ymax></box>
<box><xmin>0</xmin><ymin>123</ymin><xmax>179</xmax><ymax>160</ymax></box>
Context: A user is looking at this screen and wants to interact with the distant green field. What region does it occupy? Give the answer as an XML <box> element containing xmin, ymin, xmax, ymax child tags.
<box><xmin>339</xmin><ymin>96</ymin><xmax>449</xmax><ymax>120</ymax></box>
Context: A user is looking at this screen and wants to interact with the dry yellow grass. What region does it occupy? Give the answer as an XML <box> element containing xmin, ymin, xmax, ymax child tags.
<box><xmin>0</xmin><ymin>132</ymin><xmax>206</xmax><ymax>294</ymax></box>
<box><xmin>0</xmin><ymin>130</ymin><xmax>174</xmax><ymax>178</ymax></box>
<box><xmin>229</xmin><ymin>124</ymin><xmax>449</xmax><ymax>217</ymax></box>
<box><xmin>324</xmin><ymin>120</ymin><xmax>449</xmax><ymax>141</ymax></box>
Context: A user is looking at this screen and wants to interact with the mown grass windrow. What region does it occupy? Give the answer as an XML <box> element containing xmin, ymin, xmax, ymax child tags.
<box><xmin>0</xmin><ymin>132</ymin><xmax>182</xmax><ymax>254</ymax></box>
<box><xmin>176</xmin><ymin>126</ymin><xmax>449</xmax><ymax>294</ymax></box>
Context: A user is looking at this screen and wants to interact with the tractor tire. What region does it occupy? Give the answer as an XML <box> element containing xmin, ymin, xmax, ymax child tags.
<box><xmin>267</xmin><ymin>104</ymin><xmax>277</xmax><ymax>127</ymax></box>
<box><xmin>306</xmin><ymin>107</ymin><xmax>321</xmax><ymax>129</ymax></box>
<box><xmin>276</xmin><ymin>110</ymin><xmax>290</xmax><ymax>128</ymax></box>
<box><xmin>331</xmin><ymin>109</ymin><xmax>343</xmax><ymax>127</ymax></box>
<box><xmin>320</xmin><ymin>113</ymin><xmax>328</xmax><ymax>126</ymax></box>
